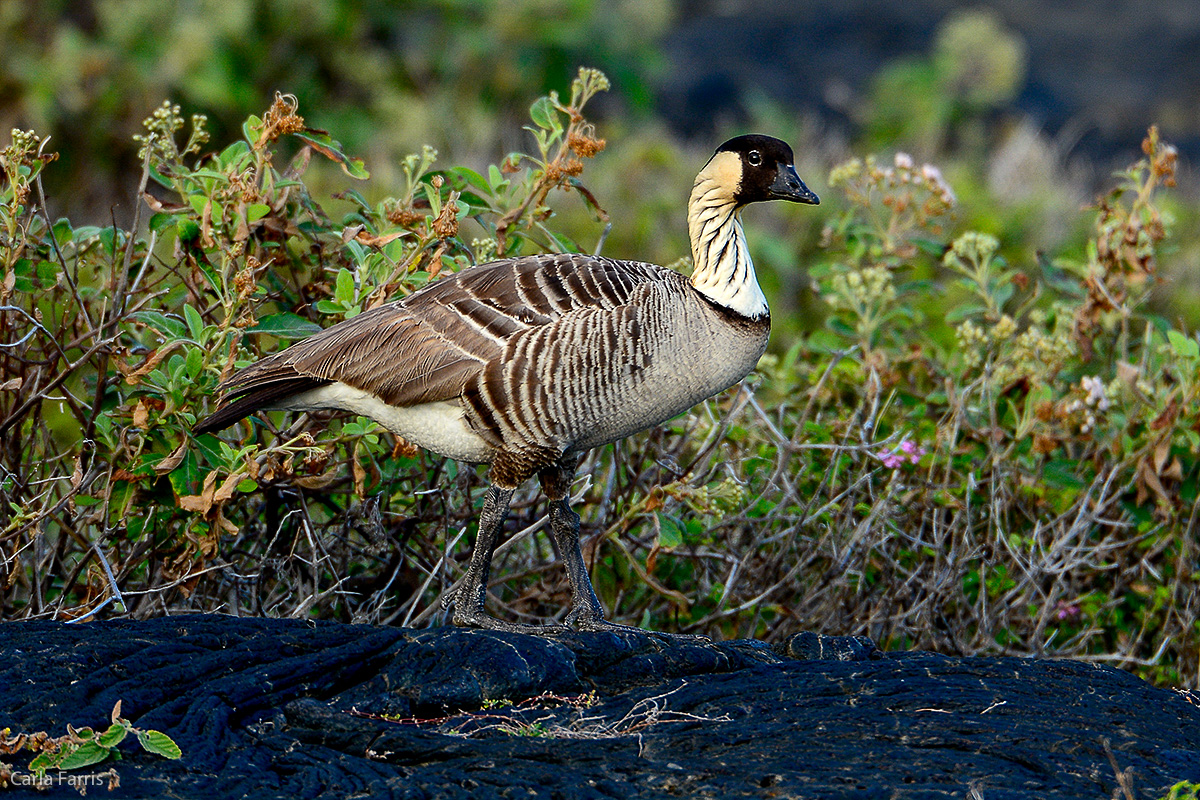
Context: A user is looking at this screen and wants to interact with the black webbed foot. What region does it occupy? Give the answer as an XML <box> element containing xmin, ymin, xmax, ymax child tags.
<box><xmin>564</xmin><ymin>609</ymin><xmax>710</xmax><ymax>642</ymax></box>
<box><xmin>450</xmin><ymin>608</ymin><xmax>569</xmax><ymax>636</ymax></box>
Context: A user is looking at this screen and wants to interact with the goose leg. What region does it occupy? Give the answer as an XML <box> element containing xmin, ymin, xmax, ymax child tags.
<box><xmin>449</xmin><ymin>486</ymin><xmax>510</xmax><ymax>628</ymax></box>
<box><xmin>450</xmin><ymin>486</ymin><xmax>566</xmax><ymax>634</ymax></box>
<box><xmin>547</xmin><ymin>497</ymin><xmax>610</xmax><ymax>628</ymax></box>
<box><xmin>540</xmin><ymin>461</ymin><xmax>641</xmax><ymax>633</ymax></box>
<box><xmin>541</xmin><ymin>460</ymin><xmax>710</xmax><ymax>640</ymax></box>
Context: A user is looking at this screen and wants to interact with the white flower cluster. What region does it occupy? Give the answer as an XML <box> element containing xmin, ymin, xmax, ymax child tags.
<box><xmin>1080</xmin><ymin>375</ymin><xmax>1111</xmax><ymax>410</ymax></box>
<box><xmin>1064</xmin><ymin>375</ymin><xmax>1113</xmax><ymax>433</ymax></box>
<box><xmin>955</xmin><ymin>305</ymin><xmax>1076</xmax><ymax>385</ymax></box>
<box><xmin>944</xmin><ymin>231</ymin><xmax>1000</xmax><ymax>272</ymax></box>
<box><xmin>828</xmin><ymin>153</ymin><xmax>957</xmax><ymax>210</ymax></box>
<box><xmin>828</xmin><ymin>265</ymin><xmax>897</xmax><ymax>313</ymax></box>
<box><xmin>956</xmin><ymin>319</ymin><xmax>989</xmax><ymax>368</ymax></box>
<box><xmin>471</xmin><ymin>237</ymin><xmax>498</xmax><ymax>264</ymax></box>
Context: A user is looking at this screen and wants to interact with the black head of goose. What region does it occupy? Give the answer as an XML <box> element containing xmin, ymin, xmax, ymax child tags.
<box><xmin>194</xmin><ymin>134</ymin><xmax>819</xmax><ymax>636</ymax></box>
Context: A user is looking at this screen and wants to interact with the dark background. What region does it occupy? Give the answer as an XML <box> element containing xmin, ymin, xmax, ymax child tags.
<box><xmin>4</xmin><ymin>0</ymin><xmax>1199</xmax><ymax>217</ymax></box>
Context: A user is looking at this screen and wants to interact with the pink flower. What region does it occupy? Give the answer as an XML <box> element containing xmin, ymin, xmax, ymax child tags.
<box><xmin>877</xmin><ymin>439</ymin><xmax>926</xmax><ymax>468</ymax></box>
<box><xmin>1055</xmin><ymin>601</ymin><xmax>1081</xmax><ymax>620</ymax></box>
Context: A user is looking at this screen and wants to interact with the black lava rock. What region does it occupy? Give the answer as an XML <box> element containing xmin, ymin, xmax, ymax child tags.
<box><xmin>2</xmin><ymin>616</ymin><xmax>1197</xmax><ymax>798</ymax></box>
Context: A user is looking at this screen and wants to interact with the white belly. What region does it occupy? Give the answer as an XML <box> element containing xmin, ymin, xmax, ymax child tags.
<box><xmin>286</xmin><ymin>382</ymin><xmax>494</xmax><ymax>463</ymax></box>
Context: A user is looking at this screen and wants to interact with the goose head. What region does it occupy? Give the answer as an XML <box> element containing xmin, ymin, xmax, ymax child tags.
<box><xmin>696</xmin><ymin>134</ymin><xmax>820</xmax><ymax>208</ymax></box>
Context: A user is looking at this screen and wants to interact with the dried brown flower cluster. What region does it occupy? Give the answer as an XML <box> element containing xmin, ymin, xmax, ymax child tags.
<box><xmin>256</xmin><ymin>92</ymin><xmax>305</xmax><ymax>147</ymax></box>
<box><xmin>1075</xmin><ymin>126</ymin><xmax>1175</xmax><ymax>360</ymax></box>
<box><xmin>568</xmin><ymin>127</ymin><xmax>606</xmax><ymax>160</ymax></box>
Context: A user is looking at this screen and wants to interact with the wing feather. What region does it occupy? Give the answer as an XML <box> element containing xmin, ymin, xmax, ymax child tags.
<box><xmin>196</xmin><ymin>253</ymin><xmax>675</xmax><ymax>432</ymax></box>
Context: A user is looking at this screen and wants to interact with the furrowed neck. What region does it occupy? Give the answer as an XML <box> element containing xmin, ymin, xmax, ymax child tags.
<box><xmin>686</xmin><ymin>177</ymin><xmax>769</xmax><ymax>319</ymax></box>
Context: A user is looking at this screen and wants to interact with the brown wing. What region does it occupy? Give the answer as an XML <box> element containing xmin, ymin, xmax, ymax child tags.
<box><xmin>194</xmin><ymin>252</ymin><xmax>670</xmax><ymax>433</ymax></box>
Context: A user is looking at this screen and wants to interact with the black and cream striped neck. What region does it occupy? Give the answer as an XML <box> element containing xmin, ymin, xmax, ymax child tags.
<box><xmin>687</xmin><ymin>169</ymin><xmax>769</xmax><ymax>320</ymax></box>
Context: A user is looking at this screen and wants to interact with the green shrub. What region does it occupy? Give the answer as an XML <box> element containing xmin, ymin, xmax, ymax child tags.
<box><xmin>0</xmin><ymin>0</ymin><xmax>674</xmax><ymax>238</ymax></box>
<box><xmin>737</xmin><ymin>128</ymin><xmax>1198</xmax><ymax>683</ymax></box>
<box><xmin>1</xmin><ymin>69</ymin><xmax>611</xmax><ymax>622</ymax></box>
<box><xmin>1160</xmin><ymin>780</ymin><xmax>1200</xmax><ymax>800</ymax></box>
<box><xmin>2</xmin><ymin>71</ymin><xmax>1197</xmax><ymax>688</ymax></box>
<box><xmin>0</xmin><ymin>700</ymin><xmax>180</xmax><ymax>789</ymax></box>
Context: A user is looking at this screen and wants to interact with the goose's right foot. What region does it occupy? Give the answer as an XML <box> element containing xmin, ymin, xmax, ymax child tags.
<box><xmin>450</xmin><ymin>606</ymin><xmax>569</xmax><ymax>636</ymax></box>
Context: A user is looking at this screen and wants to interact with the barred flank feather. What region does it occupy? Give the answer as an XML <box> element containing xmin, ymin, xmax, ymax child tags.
<box><xmin>195</xmin><ymin>252</ymin><xmax>769</xmax><ymax>485</ymax></box>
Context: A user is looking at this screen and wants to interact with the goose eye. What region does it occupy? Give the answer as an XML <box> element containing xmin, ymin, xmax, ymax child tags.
<box><xmin>747</xmin><ymin>150</ymin><xmax>762</xmax><ymax>167</ymax></box>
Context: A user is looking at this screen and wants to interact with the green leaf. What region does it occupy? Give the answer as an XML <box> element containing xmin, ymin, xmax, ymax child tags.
<box><xmin>943</xmin><ymin>303</ymin><xmax>989</xmax><ymax>324</ymax></box>
<box><xmin>345</xmin><ymin>238</ymin><xmax>368</xmax><ymax>266</ymax></box>
<box><xmin>28</xmin><ymin>750</ymin><xmax>61</xmax><ymax>773</ymax></box>
<box><xmin>97</xmin><ymin>723</ymin><xmax>128</xmax><ymax>748</ymax></box>
<box><xmin>52</xmin><ymin>216</ymin><xmax>73</xmax><ymax>243</ymax></box>
<box><xmin>245</xmin><ymin>312</ymin><xmax>322</xmax><ymax>339</ymax></box>
<box><xmin>345</xmin><ymin>157</ymin><xmax>373</xmax><ymax>181</ymax></box>
<box><xmin>543</xmin><ymin>229</ymin><xmax>581</xmax><ymax>254</ymax></box>
<box><xmin>1042</xmin><ymin>460</ymin><xmax>1085</xmax><ymax>490</ymax></box>
<box><xmin>1167</xmin><ymin>329</ymin><xmax>1199</xmax><ymax>359</ymax></box>
<box><xmin>382</xmin><ymin>236</ymin><xmax>409</xmax><ymax>260</ymax></box>
<box><xmin>334</xmin><ymin>268</ymin><xmax>356</xmax><ymax>304</ymax></box>
<box><xmin>449</xmin><ymin>166</ymin><xmax>492</xmax><ymax>195</ymax></box>
<box><xmin>190</xmin><ymin>434</ymin><xmax>229</xmax><ymax>468</ymax></box>
<box><xmin>148</xmin><ymin>212</ymin><xmax>176</xmax><ymax>233</ymax></box>
<box><xmin>529</xmin><ymin>96</ymin><xmax>561</xmax><ymax>136</ymax></box>
<box><xmin>487</xmin><ymin>164</ymin><xmax>509</xmax><ymax>192</ymax></box>
<box><xmin>126</xmin><ymin>512</ymin><xmax>151</xmax><ymax>539</ymax></box>
<box><xmin>132</xmin><ymin>311</ymin><xmax>187</xmax><ymax>340</ymax></box>
<box><xmin>452</xmin><ymin>189</ymin><xmax>494</xmax><ymax>215</ymax></box>
<box><xmin>245</xmin><ymin>203</ymin><xmax>271</xmax><ymax>223</ymax></box>
<box><xmin>338</xmin><ymin>189</ymin><xmax>371</xmax><ymax>211</ymax></box>
<box><xmin>657</xmin><ymin>515</ymin><xmax>685</xmax><ymax>549</ymax></box>
<box><xmin>99</xmin><ymin>226</ymin><xmax>119</xmax><ymax>258</ymax></box>
<box><xmin>58</xmin><ymin>741</ymin><xmax>113</xmax><ymax>771</ymax></box>
<box><xmin>242</xmin><ymin>114</ymin><xmax>263</xmax><ymax>145</ymax></box>
<box><xmin>218</xmin><ymin>139</ymin><xmax>251</xmax><ymax>166</ymax></box>
<box><xmin>992</xmin><ymin>281</ymin><xmax>1015</xmax><ymax>309</ymax></box>
<box><xmin>189</xmin><ymin>169</ymin><xmax>233</xmax><ymax>182</ymax></box>
<box><xmin>826</xmin><ymin>317</ymin><xmax>856</xmax><ymax>338</ymax></box>
<box><xmin>185</xmin><ymin>347</ymin><xmax>204</xmax><ymax>379</ymax></box>
<box><xmin>526</xmin><ymin>126</ymin><xmax>549</xmax><ymax>154</ymax></box>
<box><xmin>146</xmin><ymin>164</ymin><xmax>172</xmax><ymax>190</ymax></box>
<box><xmin>177</xmin><ymin>218</ymin><xmax>201</xmax><ymax>244</ymax></box>
<box><xmin>1039</xmin><ymin>253</ymin><xmax>1086</xmax><ymax>298</ymax></box>
<box><xmin>183</xmin><ymin>304</ymin><xmax>204</xmax><ymax>340</ymax></box>
<box><xmin>72</xmin><ymin>224</ymin><xmax>102</xmax><ymax>242</ymax></box>
<box><xmin>911</xmin><ymin>236</ymin><xmax>947</xmax><ymax>256</ymax></box>
<box><xmin>137</xmin><ymin>729</ymin><xmax>183</xmax><ymax>760</ymax></box>
<box><xmin>168</xmin><ymin>449</ymin><xmax>201</xmax><ymax>496</ymax></box>
<box><xmin>11</xmin><ymin>258</ymin><xmax>34</xmax><ymax>292</ymax></box>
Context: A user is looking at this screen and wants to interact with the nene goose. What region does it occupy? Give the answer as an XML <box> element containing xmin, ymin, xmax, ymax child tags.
<box><xmin>194</xmin><ymin>134</ymin><xmax>819</xmax><ymax>634</ymax></box>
